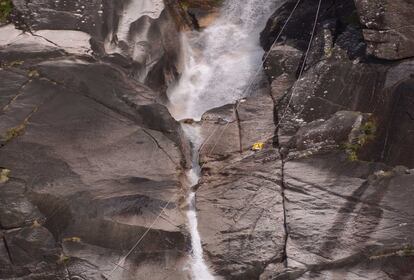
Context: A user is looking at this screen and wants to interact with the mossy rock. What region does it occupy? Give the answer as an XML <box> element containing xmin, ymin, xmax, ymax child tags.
<box><xmin>342</xmin><ymin>119</ymin><xmax>377</xmax><ymax>161</ymax></box>
<box><xmin>0</xmin><ymin>168</ymin><xmax>10</xmax><ymax>183</ymax></box>
<box><xmin>5</xmin><ymin>124</ymin><xmax>26</xmax><ymax>142</ymax></box>
<box><xmin>0</xmin><ymin>0</ymin><xmax>12</xmax><ymax>23</ymax></box>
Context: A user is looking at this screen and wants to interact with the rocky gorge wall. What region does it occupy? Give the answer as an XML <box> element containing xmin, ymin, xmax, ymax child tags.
<box><xmin>195</xmin><ymin>0</ymin><xmax>414</xmax><ymax>279</ymax></box>
<box><xmin>0</xmin><ymin>0</ymin><xmax>413</xmax><ymax>280</ymax></box>
<box><xmin>0</xmin><ymin>0</ymin><xmax>193</xmax><ymax>279</ymax></box>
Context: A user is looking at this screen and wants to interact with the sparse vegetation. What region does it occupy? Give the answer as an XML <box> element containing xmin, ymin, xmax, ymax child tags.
<box><xmin>343</xmin><ymin>119</ymin><xmax>377</xmax><ymax>161</ymax></box>
<box><xmin>0</xmin><ymin>0</ymin><xmax>12</xmax><ymax>22</ymax></box>
<box><xmin>9</xmin><ymin>60</ymin><xmax>24</xmax><ymax>67</ymax></box>
<box><xmin>28</xmin><ymin>69</ymin><xmax>40</xmax><ymax>78</ymax></box>
<box><xmin>57</xmin><ymin>253</ymin><xmax>70</xmax><ymax>264</ymax></box>
<box><xmin>63</xmin><ymin>237</ymin><xmax>82</xmax><ymax>243</ymax></box>
<box><xmin>0</xmin><ymin>168</ymin><xmax>10</xmax><ymax>183</ymax></box>
<box><xmin>32</xmin><ymin>219</ymin><xmax>42</xmax><ymax>228</ymax></box>
<box><xmin>370</xmin><ymin>245</ymin><xmax>414</xmax><ymax>260</ymax></box>
<box><xmin>401</xmin><ymin>245</ymin><xmax>414</xmax><ymax>257</ymax></box>
<box><xmin>5</xmin><ymin>123</ymin><xmax>25</xmax><ymax>142</ymax></box>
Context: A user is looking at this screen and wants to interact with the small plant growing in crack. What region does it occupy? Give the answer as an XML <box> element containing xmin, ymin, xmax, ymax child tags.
<box><xmin>0</xmin><ymin>168</ymin><xmax>10</xmax><ymax>183</ymax></box>
<box><xmin>57</xmin><ymin>253</ymin><xmax>70</xmax><ymax>264</ymax></box>
<box><xmin>63</xmin><ymin>237</ymin><xmax>82</xmax><ymax>243</ymax></box>
<box><xmin>342</xmin><ymin>119</ymin><xmax>377</xmax><ymax>161</ymax></box>
<box><xmin>400</xmin><ymin>245</ymin><xmax>414</xmax><ymax>257</ymax></box>
<box><xmin>4</xmin><ymin>123</ymin><xmax>25</xmax><ymax>142</ymax></box>
<box><xmin>6</xmin><ymin>60</ymin><xmax>24</xmax><ymax>67</ymax></box>
<box><xmin>28</xmin><ymin>69</ymin><xmax>40</xmax><ymax>78</ymax></box>
<box><xmin>0</xmin><ymin>0</ymin><xmax>12</xmax><ymax>22</ymax></box>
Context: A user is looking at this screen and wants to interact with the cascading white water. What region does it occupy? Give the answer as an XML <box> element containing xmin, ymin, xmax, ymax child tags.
<box><xmin>167</xmin><ymin>0</ymin><xmax>277</xmax><ymax>279</ymax></box>
<box><xmin>181</xmin><ymin>124</ymin><xmax>215</xmax><ymax>280</ymax></box>
<box><xmin>168</xmin><ymin>0</ymin><xmax>277</xmax><ymax>121</ymax></box>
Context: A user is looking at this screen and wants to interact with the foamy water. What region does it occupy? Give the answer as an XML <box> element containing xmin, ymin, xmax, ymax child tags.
<box><xmin>180</xmin><ymin>124</ymin><xmax>215</xmax><ymax>280</ymax></box>
<box><xmin>167</xmin><ymin>0</ymin><xmax>278</xmax><ymax>279</ymax></box>
<box><xmin>168</xmin><ymin>0</ymin><xmax>277</xmax><ymax>121</ymax></box>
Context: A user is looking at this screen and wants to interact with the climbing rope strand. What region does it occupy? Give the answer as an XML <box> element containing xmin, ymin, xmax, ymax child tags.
<box><xmin>275</xmin><ymin>0</ymin><xmax>322</xmax><ymax>129</ymax></box>
<box><xmin>201</xmin><ymin>0</ymin><xmax>304</xmax><ymax>160</ymax></box>
<box><xmin>199</xmin><ymin>124</ymin><xmax>221</xmax><ymax>153</ymax></box>
<box><xmin>103</xmin><ymin>1</ymin><xmax>313</xmax><ymax>276</ymax></box>
<box><xmin>106</xmin><ymin>195</ymin><xmax>175</xmax><ymax>278</ymax></box>
<box><xmin>234</xmin><ymin>0</ymin><xmax>303</xmax><ymax>115</ymax></box>
<box><xmin>261</xmin><ymin>0</ymin><xmax>303</xmax><ymax>68</ymax></box>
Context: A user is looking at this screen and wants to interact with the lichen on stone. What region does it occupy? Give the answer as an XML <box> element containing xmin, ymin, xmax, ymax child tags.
<box><xmin>4</xmin><ymin>123</ymin><xmax>26</xmax><ymax>142</ymax></box>
<box><xmin>0</xmin><ymin>168</ymin><xmax>10</xmax><ymax>183</ymax></box>
<box><xmin>343</xmin><ymin>118</ymin><xmax>377</xmax><ymax>161</ymax></box>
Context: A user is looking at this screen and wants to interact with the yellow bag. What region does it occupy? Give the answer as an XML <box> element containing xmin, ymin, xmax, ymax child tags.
<box><xmin>252</xmin><ymin>142</ymin><xmax>264</xmax><ymax>151</ymax></box>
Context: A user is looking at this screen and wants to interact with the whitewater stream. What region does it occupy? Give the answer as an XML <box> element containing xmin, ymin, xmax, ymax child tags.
<box><xmin>166</xmin><ymin>0</ymin><xmax>277</xmax><ymax>279</ymax></box>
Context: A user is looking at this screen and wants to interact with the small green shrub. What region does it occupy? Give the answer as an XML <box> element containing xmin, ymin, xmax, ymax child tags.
<box><xmin>5</xmin><ymin>124</ymin><xmax>25</xmax><ymax>142</ymax></box>
<box><xmin>342</xmin><ymin>119</ymin><xmax>377</xmax><ymax>161</ymax></box>
<box><xmin>0</xmin><ymin>0</ymin><xmax>12</xmax><ymax>22</ymax></box>
<box><xmin>0</xmin><ymin>168</ymin><xmax>10</xmax><ymax>183</ymax></box>
<box><xmin>402</xmin><ymin>245</ymin><xmax>414</xmax><ymax>257</ymax></box>
<box><xmin>28</xmin><ymin>69</ymin><xmax>40</xmax><ymax>78</ymax></box>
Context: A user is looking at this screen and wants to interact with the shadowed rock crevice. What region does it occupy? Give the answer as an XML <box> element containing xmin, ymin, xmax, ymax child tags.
<box><xmin>2</xmin><ymin>235</ymin><xmax>13</xmax><ymax>265</ymax></box>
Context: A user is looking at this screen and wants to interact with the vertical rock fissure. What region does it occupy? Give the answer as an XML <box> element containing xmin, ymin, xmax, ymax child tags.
<box><xmin>2</xmin><ymin>235</ymin><xmax>13</xmax><ymax>265</ymax></box>
<box><xmin>234</xmin><ymin>103</ymin><xmax>243</xmax><ymax>153</ymax></box>
<box><xmin>269</xmin><ymin>80</ymin><xmax>289</xmax><ymax>268</ymax></box>
<box><xmin>142</xmin><ymin>128</ymin><xmax>180</xmax><ymax>166</ymax></box>
<box><xmin>279</xmin><ymin>152</ymin><xmax>289</xmax><ymax>267</ymax></box>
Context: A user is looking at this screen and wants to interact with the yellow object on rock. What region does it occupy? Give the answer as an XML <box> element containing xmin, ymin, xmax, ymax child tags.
<box><xmin>252</xmin><ymin>142</ymin><xmax>265</xmax><ymax>151</ymax></box>
<box><xmin>0</xmin><ymin>169</ymin><xmax>10</xmax><ymax>183</ymax></box>
<box><xmin>63</xmin><ymin>237</ymin><xmax>82</xmax><ymax>243</ymax></box>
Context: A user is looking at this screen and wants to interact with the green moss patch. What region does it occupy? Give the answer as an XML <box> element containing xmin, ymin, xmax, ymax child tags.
<box><xmin>342</xmin><ymin>119</ymin><xmax>377</xmax><ymax>161</ymax></box>
<box><xmin>5</xmin><ymin>124</ymin><xmax>25</xmax><ymax>142</ymax></box>
<box><xmin>0</xmin><ymin>168</ymin><xmax>10</xmax><ymax>183</ymax></box>
<box><xmin>0</xmin><ymin>0</ymin><xmax>13</xmax><ymax>22</ymax></box>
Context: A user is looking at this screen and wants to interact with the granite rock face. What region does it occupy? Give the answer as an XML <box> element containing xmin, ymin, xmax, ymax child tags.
<box><xmin>1</xmin><ymin>0</ymin><xmax>414</xmax><ymax>279</ymax></box>
<box><xmin>0</xmin><ymin>1</ymin><xmax>191</xmax><ymax>279</ymax></box>
<box><xmin>354</xmin><ymin>0</ymin><xmax>414</xmax><ymax>60</ymax></box>
<box><xmin>10</xmin><ymin>0</ymin><xmax>188</xmax><ymax>92</ymax></box>
<box><xmin>195</xmin><ymin>81</ymin><xmax>286</xmax><ymax>279</ymax></box>
<box><xmin>193</xmin><ymin>0</ymin><xmax>414</xmax><ymax>279</ymax></box>
<box><xmin>0</xmin><ymin>60</ymin><xmax>189</xmax><ymax>279</ymax></box>
<box><xmin>255</xmin><ymin>0</ymin><xmax>414</xmax><ymax>279</ymax></box>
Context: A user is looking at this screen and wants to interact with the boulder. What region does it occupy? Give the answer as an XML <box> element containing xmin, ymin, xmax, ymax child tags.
<box><xmin>0</xmin><ymin>42</ymin><xmax>188</xmax><ymax>280</ymax></box>
<box><xmin>354</xmin><ymin>0</ymin><xmax>414</xmax><ymax>60</ymax></box>
<box><xmin>9</xmin><ymin>0</ymin><xmax>185</xmax><ymax>91</ymax></box>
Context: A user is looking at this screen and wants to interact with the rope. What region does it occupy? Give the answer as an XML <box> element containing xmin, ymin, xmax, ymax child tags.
<box><xmin>199</xmin><ymin>124</ymin><xmax>221</xmax><ymax>153</ymax></box>
<box><xmin>275</xmin><ymin>0</ymin><xmax>322</xmax><ymax>129</ymax></box>
<box><xmin>199</xmin><ymin>0</ymin><xmax>304</xmax><ymax>163</ymax></box>
<box><xmin>103</xmin><ymin>0</ymin><xmax>318</xmax><ymax>276</ymax></box>
<box><xmin>105</xmin><ymin>195</ymin><xmax>175</xmax><ymax>278</ymax></box>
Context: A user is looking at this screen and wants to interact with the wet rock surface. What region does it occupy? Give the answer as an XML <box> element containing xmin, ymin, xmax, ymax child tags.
<box><xmin>0</xmin><ymin>62</ymin><xmax>189</xmax><ymax>278</ymax></box>
<box><xmin>0</xmin><ymin>1</ymin><xmax>191</xmax><ymax>279</ymax></box>
<box><xmin>8</xmin><ymin>0</ymin><xmax>186</xmax><ymax>92</ymax></box>
<box><xmin>196</xmin><ymin>82</ymin><xmax>285</xmax><ymax>279</ymax></box>
<box><xmin>195</xmin><ymin>0</ymin><xmax>414</xmax><ymax>279</ymax></box>
<box><xmin>256</xmin><ymin>0</ymin><xmax>414</xmax><ymax>278</ymax></box>
<box><xmin>1</xmin><ymin>0</ymin><xmax>414</xmax><ymax>279</ymax></box>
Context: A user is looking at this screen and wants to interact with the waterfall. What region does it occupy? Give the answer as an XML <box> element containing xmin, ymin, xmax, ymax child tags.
<box><xmin>168</xmin><ymin>0</ymin><xmax>277</xmax><ymax>121</ymax></box>
<box><xmin>167</xmin><ymin>0</ymin><xmax>278</xmax><ymax>279</ymax></box>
